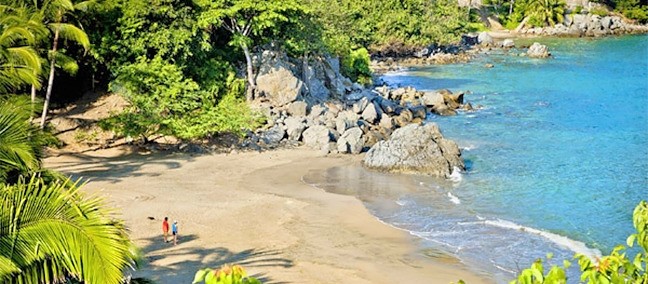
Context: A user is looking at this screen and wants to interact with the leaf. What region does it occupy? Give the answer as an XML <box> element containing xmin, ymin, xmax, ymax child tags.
<box><xmin>563</xmin><ymin>259</ymin><xmax>571</xmax><ymax>269</ymax></box>
<box><xmin>193</xmin><ymin>269</ymin><xmax>209</xmax><ymax>284</ymax></box>
<box><xmin>627</xmin><ymin>234</ymin><xmax>637</xmax><ymax>247</ymax></box>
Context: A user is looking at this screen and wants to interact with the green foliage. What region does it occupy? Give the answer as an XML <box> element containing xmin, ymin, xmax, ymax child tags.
<box><xmin>193</xmin><ymin>265</ymin><xmax>262</xmax><ymax>284</ymax></box>
<box><xmin>614</xmin><ymin>0</ymin><xmax>648</xmax><ymax>23</ymax></box>
<box><xmin>510</xmin><ymin>201</ymin><xmax>648</xmax><ymax>284</ymax></box>
<box><xmin>307</xmin><ymin>0</ymin><xmax>469</xmax><ymax>55</ymax></box>
<box><xmin>0</xmin><ymin>96</ymin><xmax>46</xmax><ymax>183</ymax></box>
<box><xmin>0</xmin><ymin>7</ymin><xmax>43</xmax><ymax>93</ymax></box>
<box><xmin>0</xmin><ymin>176</ymin><xmax>136</xmax><ymax>283</ymax></box>
<box><xmin>101</xmin><ymin>57</ymin><xmax>261</xmax><ymax>140</ymax></box>
<box><xmin>590</xmin><ymin>7</ymin><xmax>610</xmax><ymax>16</ymax></box>
<box><xmin>341</xmin><ymin>47</ymin><xmax>371</xmax><ymax>85</ymax></box>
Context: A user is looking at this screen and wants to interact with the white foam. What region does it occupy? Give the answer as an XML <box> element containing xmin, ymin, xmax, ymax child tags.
<box><xmin>447</xmin><ymin>192</ymin><xmax>461</xmax><ymax>205</ymax></box>
<box><xmin>462</xmin><ymin>144</ymin><xmax>477</xmax><ymax>151</ymax></box>
<box><xmin>448</xmin><ymin>167</ymin><xmax>463</xmax><ymax>183</ymax></box>
<box><xmin>395</xmin><ymin>199</ymin><xmax>407</xmax><ymax>206</ymax></box>
<box><xmin>483</xmin><ymin>219</ymin><xmax>602</xmax><ymax>260</ymax></box>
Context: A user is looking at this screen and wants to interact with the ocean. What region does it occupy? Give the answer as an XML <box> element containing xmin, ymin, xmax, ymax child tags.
<box><xmin>304</xmin><ymin>35</ymin><xmax>648</xmax><ymax>282</ymax></box>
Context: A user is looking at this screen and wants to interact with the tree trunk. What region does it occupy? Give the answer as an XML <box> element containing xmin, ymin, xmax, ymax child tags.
<box><xmin>509</xmin><ymin>0</ymin><xmax>514</xmax><ymax>16</ymax></box>
<box><xmin>514</xmin><ymin>16</ymin><xmax>530</xmax><ymax>33</ymax></box>
<box><xmin>40</xmin><ymin>27</ymin><xmax>59</xmax><ymax>129</ymax></box>
<box><xmin>30</xmin><ymin>85</ymin><xmax>36</xmax><ymax>122</ymax></box>
<box><xmin>241</xmin><ymin>43</ymin><xmax>256</xmax><ymax>101</ymax></box>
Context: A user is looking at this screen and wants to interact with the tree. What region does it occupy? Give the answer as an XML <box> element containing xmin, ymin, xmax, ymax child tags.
<box><xmin>197</xmin><ymin>0</ymin><xmax>306</xmax><ymax>100</ymax></box>
<box><xmin>24</xmin><ymin>0</ymin><xmax>90</xmax><ymax>129</ymax></box>
<box><xmin>0</xmin><ymin>6</ymin><xmax>43</xmax><ymax>94</ymax></box>
<box><xmin>0</xmin><ymin>176</ymin><xmax>136</xmax><ymax>283</ymax></box>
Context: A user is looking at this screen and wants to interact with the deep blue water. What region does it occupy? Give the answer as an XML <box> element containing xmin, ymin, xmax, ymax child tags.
<box><xmin>305</xmin><ymin>35</ymin><xmax>648</xmax><ymax>282</ymax></box>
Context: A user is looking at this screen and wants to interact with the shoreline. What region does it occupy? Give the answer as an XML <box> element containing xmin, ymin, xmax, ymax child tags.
<box><xmin>45</xmin><ymin>147</ymin><xmax>493</xmax><ymax>284</ymax></box>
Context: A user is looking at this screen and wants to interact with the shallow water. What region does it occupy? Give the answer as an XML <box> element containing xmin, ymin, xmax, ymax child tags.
<box><xmin>304</xmin><ymin>35</ymin><xmax>648</xmax><ymax>282</ymax></box>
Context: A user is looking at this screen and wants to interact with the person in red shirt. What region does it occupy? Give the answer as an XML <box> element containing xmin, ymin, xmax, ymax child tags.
<box><xmin>162</xmin><ymin>217</ymin><xmax>170</xmax><ymax>243</ymax></box>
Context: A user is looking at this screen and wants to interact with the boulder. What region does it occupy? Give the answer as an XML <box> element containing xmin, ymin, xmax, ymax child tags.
<box><xmin>501</xmin><ymin>39</ymin><xmax>515</xmax><ymax>48</ymax></box>
<box><xmin>527</xmin><ymin>42</ymin><xmax>550</xmax><ymax>58</ymax></box>
<box><xmin>362</xmin><ymin>123</ymin><xmax>464</xmax><ymax>178</ymax></box>
<box><xmin>379</xmin><ymin>99</ymin><xmax>398</xmax><ymax>114</ymax></box>
<box><xmin>287</xmin><ymin>101</ymin><xmax>308</xmax><ymax>117</ymax></box>
<box><xmin>394</xmin><ymin>108</ymin><xmax>413</xmax><ymax>128</ymax></box>
<box><xmin>361</xmin><ymin>102</ymin><xmax>379</xmax><ymax>123</ymax></box>
<box><xmin>302</xmin><ymin>125</ymin><xmax>330</xmax><ymax>149</ymax></box>
<box><xmin>256</xmin><ymin>67</ymin><xmax>304</xmax><ymax>106</ymax></box>
<box><xmin>284</xmin><ymin>116</ymin><xmax>306</xmax><ymax>141</ymax></box>
<box><xmin>261</xmin><ymin>125</ymin><xmax>286</xmax><ymax>145</ymax></box>
<box><xmin>379</xmin><ymin>115</ymin><xmax>394</xmax><ymax>130</ymax></box>
<box><xmin>422</xmin><ymin>92</ymin><xmax>445</xmax><ymax>108</ymax></box>
<box><xmin>477</xmin><ymin>32</ymin><xmax>494</xmax><ymax>46</ymax></box>
<box><xmin>353</xmin><ymin>97</ymin><xmax>370</xmax><ymax>114</ymax></box>
<box><xmin>409</xmin><ymin>105</ymin><xmax>427</xmax><ymax>120</ymax></box>
<box><xmin>336</xmin><ymin>127</ymin><xmax>364</xmax><ymax>154</ymax></box>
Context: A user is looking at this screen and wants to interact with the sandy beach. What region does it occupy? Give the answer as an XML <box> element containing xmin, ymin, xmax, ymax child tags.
<box><xmin>45</xmin><ymin>147</ymin><xmax>492</xmax><ymax>284</ymax></box>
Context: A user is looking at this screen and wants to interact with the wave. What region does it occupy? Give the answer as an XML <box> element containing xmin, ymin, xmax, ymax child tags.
<box><xmin>447</xmin><ymin>192</ymin><xmax>461</xmax><ymax>205</ymax></box>
<box><xmin>480</xmin><ymin>218</ymin><xmax>602</xmax><ymax>260</ymax></box>
<box><xmin>448</xmin><ymin>167</ymin><xmax>463</xmax><ymax>183</ymax></box>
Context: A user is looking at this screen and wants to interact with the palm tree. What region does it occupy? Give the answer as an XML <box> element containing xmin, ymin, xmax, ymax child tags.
<box><xmin>527</xmin><ymin>0</ymin><xmax>565</xmax><ymax>26</ymax></box>
<box><xmin>0</xmin><ymin>6</ymin><xmax>43</xmax><ymax>94</ymax></box>
<box><xmin>32</xmin><ymin>0</ymin><xmax>90</xmax><ymax>129</ymax></box>
<box><xmin>0</xmin><ymin>176</ymin><xmax>135</xmax><ymax>283</ymax></box>
<box><xmin>0</xmin><ymin>96</ymin><xmax>43</xmax><ymax>184</ymax></box>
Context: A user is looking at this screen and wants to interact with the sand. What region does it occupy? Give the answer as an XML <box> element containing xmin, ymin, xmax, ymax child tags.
<box><xmin>45</xmin><ymin>147</ymin><xmax>493</xmax><ymax>284</ymax></box>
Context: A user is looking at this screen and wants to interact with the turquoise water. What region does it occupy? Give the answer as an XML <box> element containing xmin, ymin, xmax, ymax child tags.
<box><xmin>305</xmin><ymin>35</ymin><xmax>648</xmax><ymax>282</ymax></box>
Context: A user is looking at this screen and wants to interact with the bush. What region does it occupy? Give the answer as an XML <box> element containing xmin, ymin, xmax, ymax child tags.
<box><xmin>341</xmin><ymin>47</ymin><xmax>372</xmax><ymax>85</ymax></box>
<box><xmin>590</xmin><ymin>7</ymin><xmax>610</xmax><ymax>16</ymax></box>
<box><xmin>193</xmin><ymin>265</ymin><xmax>261</xmax><ymax>284</ymax></box>
<box><xmin>100</xmin><ymin>57</ymin><xmax>262</xmax><ymax>141</ymax></box>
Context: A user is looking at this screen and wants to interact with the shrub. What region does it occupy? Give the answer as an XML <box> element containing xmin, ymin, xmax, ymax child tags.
<box><xmin>590</xmin><ymin>7</ymin><xmax>610</xmax><ymax>16</ymax></box>
<box><xmin>341</xmin><ymin>47</ymin><xmax>372</xmax><ymax>85</ymax></box>
<box><xmin>193</xmin><ymin>264</ymin><xmax>261</xmax><ymax>284</ymax></box>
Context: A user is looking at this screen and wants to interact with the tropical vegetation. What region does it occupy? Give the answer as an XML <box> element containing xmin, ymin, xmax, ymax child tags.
<box><xmin>193</xmin><ymin>264</ymin><xmax>261</xmax><ymax>284</ymax></box>
<box><xmin>0</xmin><ymin>176</ymin><xmax>136</xmax><ymax>283</ymax></box>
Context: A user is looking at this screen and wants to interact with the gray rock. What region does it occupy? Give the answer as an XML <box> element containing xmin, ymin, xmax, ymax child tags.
<box><xmin>379</xmin><ymin>115</ymin><xmax>394</xmax><ymax>130</ymax></box>
<box><xmin>287</xmin><ymin>101</ymin><xmax>308</xmax><ymax>117</ymax></box>
<box><xmin>362</xmin><ymin>123</ymin><xmax>464</xmax><ymax>178</ymax></box>
<box><xmin>284</xmin><ymin>116</ymin><xmax>306</xmax><ymax>141</ymax></box>
<box><xmin>394</xmin><ymin>108</ymin><xmax>413</xmax><ymax>127</ymax></box>
<box><xmin>527</xmin><ymin>42</ymin><xmax>550</xmax><ymax>58</ymax></box>
<box><xmin>336</xmin><ymin>127</ymin><xmax>364</xmax><ymax>154</ymax></box>
<box><xmin>409</xmin><ymin>105</ymin><xmax>427</xmax><ymax>120</ymax></box>
<box><xmin>501</xmin><ymin>39</ymin><xmax>515</xmax><ymax>48</ymax></box>
<box><xmin>353</xmin><ymin>97</ymin><xmax>370</xmax><ymax>114</ymax></box>
<box><xmin>379</xmin><ymin>99</ymin><xmax>398</xmax><ymax>114</ymax></box>
<box><xmin>361</xmin><ymin>102</ymin><xmax>379</xmax><ymax>123</ymax></box>
<box><xmin>302</xmin><ymin>125</ymin><xmax>330</xmax><ymax>148</ymax></box>
<box><xmin>256</xmin><ymin>67</ymin><xmax>304</xmax><ymax>106</ymax></box>
<box><xmin>422</xmin><ymin>92</ymin><xmax>445</xmax><ymax>108</ymax></box>
<box><xmin>478</xmin><ymin>32</ymin><xmax>494</xmax><ymax>46</ymax></box>
<box><xmin>309</xmin><ymin>104</ymin><xmax>327</xmax><ymax>119</ymax></box>
<box><xmin>262</xmin><ymin>125</ymin><xmax>286</xmax><ymax>145</ymax></box>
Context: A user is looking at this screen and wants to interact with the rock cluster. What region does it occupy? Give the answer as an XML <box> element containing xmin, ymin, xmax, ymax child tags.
<box><xmin>244</xmin><ymin>50</ymin><xmax>473</xmax><ymax>162</ymax></box>
<box><xmin>526</xmin><ymin>42</ymin><xmax>551</xmax><ymax>58</ymax></box>
<box><xmin>520</xmin><ymin>13</ymin><xmax>648</xmax><ymax>37</ymax></box>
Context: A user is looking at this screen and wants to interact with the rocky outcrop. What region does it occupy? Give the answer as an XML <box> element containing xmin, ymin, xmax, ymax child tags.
<box><xmin>362</xmin><ymin>123</ymin><xmax>464</xmax><ymax>177</ymax></box>
<box><xmin>519</xmin><ymin>12</ymin><xmax>648</xmax><ymax>37</ymax></box>
<box><xmin>527</xmin><ymin>42</ymin><xmax>551</xmax><ymax>58</ymax></box>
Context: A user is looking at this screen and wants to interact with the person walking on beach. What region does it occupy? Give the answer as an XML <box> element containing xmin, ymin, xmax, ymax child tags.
<box><xmin>162</xmin><ymin>217</ymin><xmax>170</xmax><ymax>243</ymax></box>
<box><xmin>172</xmin><ymin>220</ymin><xmax>179</xmax><ymax>245</ymax></box>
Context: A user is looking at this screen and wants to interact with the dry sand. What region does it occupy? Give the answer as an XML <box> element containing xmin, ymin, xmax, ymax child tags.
<box><xmin>45</xmin><ymin>147</ymin><xmax>493</xmax><ymax>284</ymax></box>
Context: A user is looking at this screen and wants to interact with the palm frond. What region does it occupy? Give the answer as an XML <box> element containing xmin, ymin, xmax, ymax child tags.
<box><xmin>48</xmin><ymin>22</ymin><xmax>89</xmax><ymax>50</ymax></box>
<box><xmin>0</xmin><ymin>176</ymin><xmax>136</xmax><ymax>283</ymax></box>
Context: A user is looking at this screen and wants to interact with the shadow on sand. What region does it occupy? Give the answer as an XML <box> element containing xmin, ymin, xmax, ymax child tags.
<box><xmin>48</xmin><ymin>151</ymin><xmax>195</xmax><ymax>184</ymax></box>
<box><xmin>134</xmin><ymin>234</ymin><xmax>293</xmax><ymax>284</ymax></box>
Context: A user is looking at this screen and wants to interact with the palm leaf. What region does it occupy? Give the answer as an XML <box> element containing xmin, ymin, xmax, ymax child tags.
<box><xmin>0</xmin><ymin>176</ymin><xmax>136</xmax><ymax>283</ymax></box>
<box><xmin>48</xmin><ymin>23</ymin><xmax>89</xmax><ymax>50</ymax></box>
